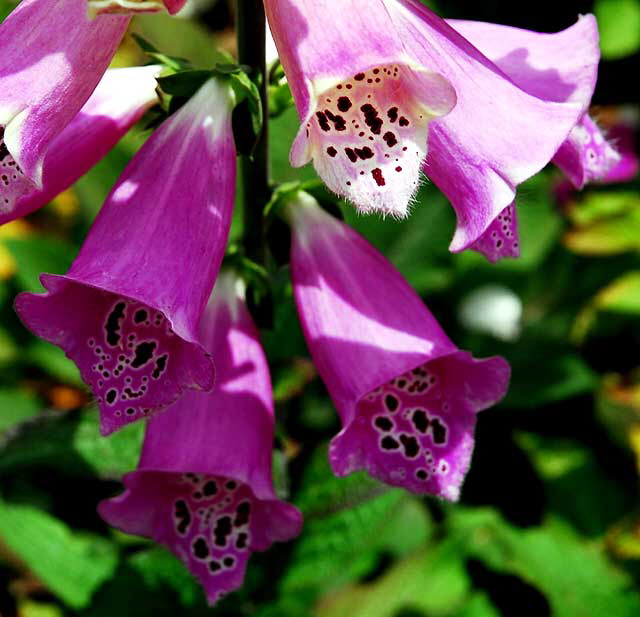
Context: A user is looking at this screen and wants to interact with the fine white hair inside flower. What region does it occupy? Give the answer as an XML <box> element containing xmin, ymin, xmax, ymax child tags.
<box><xmin>305</xmin><ymin>65</ymin><xmax>433</xmax><ymax>218</ymax></box>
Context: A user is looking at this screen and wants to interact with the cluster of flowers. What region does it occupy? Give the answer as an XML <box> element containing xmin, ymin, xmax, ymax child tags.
<box><xmin>0</xmin><ymin>0</ymin><xmax>627</xmax><ymax>604</ymax></box>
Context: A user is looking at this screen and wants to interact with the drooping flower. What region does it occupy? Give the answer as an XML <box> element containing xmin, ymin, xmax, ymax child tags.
<box><xmin>443</xmin><ymin>16</ymin><xmax>608</xmax><ymax>260</ymax></box>
<box><xmin>2</xmin><ymin>65</ymin><xmax>161</xmax><ymax>226</ymax></box>
<box><xmin>0</xmin><ymin>0</ymin><xmax>130</xmax><ymax>203</ymax></box>
<box><xmin>15</xmin><ymin>78</ymin><xmax>236</xmax><ymax>435</ymax></box>
<box><xmin>88</xmin><ymin>0</ymin><xmax>186</xmax><ymax>14</ymax></box>
<box><xmin>286</xmin><ymin>192</ymin><xmax>510</xmax><ymax>500</ymax></box>
<box><xmin>266</xmin><ymin>1</ymin><xmax>600</xmax><ymax>253</ymax></box>
<box><xmin>264</xmin><ymin>0</ymin><xmax>457</xmax><ymax>217</ymax></box>
<box><xmin>99</xmin><ymin>271</ymin><xmax>303</xmax><ymax>605</ymax></box>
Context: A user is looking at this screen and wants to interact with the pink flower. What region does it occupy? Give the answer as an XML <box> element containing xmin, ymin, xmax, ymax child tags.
<box><xmin>16</xmin><ymin>78</ymin><xmax>236</xmax><ymax>435</ymax></box>
<box><xmin>286</xmin><ymin>192</ymin><xmax>510</xmax><ymax>501</ymax></box>
<box><xmin>100</xmin><ymin>271</ymin><xmax>302</xmax><ymax>605</ymax></box>
<box><xmin>1</xmin><ymin>66</ymin><xmax>161</xmax><ymax>225</ymax></box>
<box><xmin>0</xmin><ymin>0</ymin><xmax>129</xmax><ymax>204</ymax></box>
<box><xmin>265</xmin><ymin>0</ymin><xmax>599</xmax><ymax>253</ymax></box>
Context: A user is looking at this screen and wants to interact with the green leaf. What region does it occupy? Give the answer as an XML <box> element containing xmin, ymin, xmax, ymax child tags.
<box><xmin>156</xmin><ymin>70</ymin><xmax>212</xmax><ymax>98</ymax></box>
<box><xmin>314</xmin><ymin>541</ymin><xmax>470</xmax><ymax>617</ymax></box>
<box><xmin>596</xmin><ymin>0</ymin><xmax>640</xmax><ymax>59</ymax></box>
<box><xmin>449</xmin><ymin>509</ymin><xmax>640</xmax><ymax>617</ymax></box>
<box><xmin>26</xmin><ymin>340</ymin><xmax>82</xmax><ymax>385</ymax></box>
<box><xmin>0</xmin><ymin>499</ymin><xmax>118</xmax><ymax>608</ymax></box>
<box><xmin>4</xmin><ymin>236</ymin><xmax>76</xmax><ymax>293</ymax></box>
<box><xmin>0</xmin><ymin>408</ymin><xmax>143</xmax><ymax>479</ymax></box>
<box><xmin>0</xmin><ymin>387</ymin><xmax>41</xmax><ymax>431</ymax></box>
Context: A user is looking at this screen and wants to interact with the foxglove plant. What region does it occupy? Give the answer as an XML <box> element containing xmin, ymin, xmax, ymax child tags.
<box><xmin>0</xmin><ymin>0</ymin><xmax>130</xmax><ymax>213</ymax></box>
<box><xmin>1</xmin><ymin>65</ymin><xmax>161</xmax><ymax>225</ymax></box>
<box><xmin>88</xmin><ymin>0</ymin><xmax>186</xmax><ymax>14</ymax></box>
<box><xmin>100</xmin><ymin>271</ymin><xmax>303</xmax><ymax>605</ymax></box>
<box><xmin>447</xmin><ymin>18</ymin><xmax>615</xmax><ymax>260</ymax></box>
<box><xmin>16</xmin><ymin>78</ymin><xmax>236</xmax><ymax>435</ymax></box>
<box><xmin>286</xmin><ymin>192</ymin><xmax>510</xmax><ymax>500</ymax></box>
<box><xmin>265</xmin><ymin>0</ymin><xmax>600</xmax><ymax>255</ymax></box>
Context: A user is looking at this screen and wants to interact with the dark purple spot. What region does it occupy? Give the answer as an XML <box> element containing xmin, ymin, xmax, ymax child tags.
<box><xmin>131</xmin><ymin>341</ymin><xmax>156</xmax><ymax>368</ymax></box>
<box><xmin>105</xmin><ymin>302</ymin><xmax>126</xmax><ymax>347</ymax></box>
<box><xmin>105</xmin><ymin>389</ymin><xmax>117</xmax><ymax>405</ymax></box>
<box><xmin>174</xmin><ymin>499</ymin><xmax>191</xmax><ymax>535</ymax></box>
<box><xmin>387</xmin><ymin>107</ymin><xmax>399</xmax><ymax>123</ymax></box>
<box><xmin>383</xmin><ymin>131</ymin><xmax>398</xmax><ymax>147</ymax></box>
<box><xmin>223</xmin><ymin>557</ymin><xmax>235</xmax><ymax>568</ymax></box>
<box><xmin>399</xmin><ymin>116</ymin><xmax>410</xmax><ymax>127</ymax></box>
<box><xmin>193</xmin><ymin>537</ymin><xmax>209</xmax><ymax>559</ymax></box>
<box><xmin>316</xmin><ymin>111</ymin><xmax>331</xmax><ymax>132</ymax></box>
<box><xmin>385</xmin><ymin>394</ymin><xmax>399</xmax><ymax>412</ymax></box>
<box><xmin>431</xmin><ymin>419</ymin><xmax>447</xmax><ymax>445</ymax></box>
<box><xmin>399</xmin><ymin>434</ymin><xmax>420</xmax><ymax>458</ymax></box>
<box><xmin>209</xmin><ymin>560</ymin><xmax>222</xmax><ymax>573</ymax></box>
<box><xmin>234</xmin><ymin>501</ymin><xmax>251</xmax><ymax>527</ymax></box>
<box><xmin>361</xmin><ymin>103</ymin><xmax>383</xmax><ymax>134</ymax></box>
<box><xmin>236</xmin><ymin>532</ymin><xmax>248</xmax><ymax>549</ymax></box>
<box><xmin>354</xmin><ymin>72</ymin><xmax>365</xmax><ymax>81</ymax></box>
<box><xmin>337</xmin><ymin>96</ymin><xmax>352</xmax><ymax>112</ymax></box>
<box><xmin>134</xmin><ymin>309</ymin><xmax>148</xmax><ymax>324</ymax></box>
<box><xmin>381</xmin><ymin>436</ymin><xmax>400</xmax><ymax>451</ymax></box>
<box><xmin>412</xmin><ymin>409</ymin><xmax>429</xmax><ymax>433</ymax></box>
<box><xmin>325</xmin><ymin>110</ymin><xmax>346</xmax><ymax>131</ymax></box>
<box><xmin>354</xmin><ymin>146</ymin><xmax>374</xmax><ymax>160</ymax></box>
<box><xmin>326</xmin><ymin>146</ymin><xmax>337</xmax><ymax>157</ymax></box>
<box><xmin>372</xmin><ymin>168</ymin><xmax>386</xmax><ymax>186</ymax></box>
<box><xmin>152</xmin><ymin>354</ymin><xmax>168</xmax><ymax>379</ymax></box>
<box><xmin>225</xmin><ymin>480</ymin><xmax>237</xmax><ymax>491</ymax></box>
<box><xmin>203</xmin><ymin>481</ymin><xmax>218</xmax><ymax>497</ymax></box>
<box><xmin>374</xmin><ymin>416</ymin><xmax>394</xmax><ymax>431</ymax></box>
<box><xmin>213</xmin><ymin>516</ymin><xmax>232</xmax><ymax>547</ymax></box>
<box><xmin>344</xmin><ymin>148</ymin><xmax>358</xmax><ymax>163</ymax></box>
<box><xmin>416</xmin><ymin>469</ymin><xmax>429</xmax><ymax>480</ymax></box>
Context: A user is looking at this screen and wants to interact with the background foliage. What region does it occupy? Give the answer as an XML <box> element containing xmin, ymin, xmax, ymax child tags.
<box><xmin>1</xmin><ymin>0</ymin><xmax>640</xmax><ymax>615</ymax></box>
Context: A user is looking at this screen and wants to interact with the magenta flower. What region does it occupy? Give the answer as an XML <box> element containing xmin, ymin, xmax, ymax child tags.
<box><xmin>15</xmin><ymin>78</ymin><xmax>236</xmax><ymax>435</ymax></box>
<box><xmin>266</xmin><ymin>0</ymin><xmax>599</xmax><ymax>240</ymax></box>
<box><xmin>446</xmin><ymin>16</ymin><xmax>603</xmax><ymax>261</ymax></box>
<box><xmin>99</xmin><ymin>271</ymin><xmax>303</xmax><ymax>605</ymax></box>
<box><xmin>286</xmin><ymin>193</ymin><xmax>510</xmax><ymax>501</ymax></box>
<box><xmin>0</xmin><ymin>0</ymin><xmax>129</xmax><ymax>206</ymax></box>
<box><xmin>264</xmin><ymin>0</ymin><xmax>457</xmax><ymax>217</ymax></box>
<box><xmin>1</xmin><ymin>65</ymin><xmax>161</xmax><ymax>226</ymax></box>
<box><xmin>88</xmin><ymin>0</ymin><xmax>186</xmax><ymax>14</ymax></box>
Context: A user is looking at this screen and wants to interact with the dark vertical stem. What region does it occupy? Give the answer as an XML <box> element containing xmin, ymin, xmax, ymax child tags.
<box><xmin>237</xmin><ymin>0</ymin><xmax>269</xmax><ymax>262</ymax></box>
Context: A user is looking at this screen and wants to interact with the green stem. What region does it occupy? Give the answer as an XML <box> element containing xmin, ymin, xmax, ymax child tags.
<box><xmin>237</xmin><ymin>0</ymin><xmax>269</xmax><ymax>262</ymax></box>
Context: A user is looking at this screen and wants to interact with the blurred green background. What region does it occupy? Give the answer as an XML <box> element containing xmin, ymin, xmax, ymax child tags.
<box><xmin>1</xmin><ymin>0</ymin><xmax>640</xmax><ymax>615</ymax></box>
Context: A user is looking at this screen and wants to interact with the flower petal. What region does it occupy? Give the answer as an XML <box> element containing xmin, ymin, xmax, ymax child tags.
<box><xmin>1</xmin><ymin>66</ymin><xmax>160</xmax><ymax>225</ymax></box>
<box><xmin>16</xmin><ymin>79</ymin><xmax>236</xmax><ymax>434</ymax></box>
<box><xmin>468</xmin><ymin>201</ymin><xmax>520</xmax><ymax>262</ymax></box>
<box><xmin>0</xmin><ymin>0</ymin><xmax>129</xmax><ymax>186</ymax></box>
<box><xmin>384</xmin><ymin>1</ymin><xmax>599</xmax><ymax>251</ymax></box>
<box><xmin>88</xmin><ymin>0</ymin><xmax>186</xmax><ymax>14</ymax></box>
<box><xmin>287</xmin><ymin>193</ymin><xmax>509</xmax><ymax>499</ymax></box>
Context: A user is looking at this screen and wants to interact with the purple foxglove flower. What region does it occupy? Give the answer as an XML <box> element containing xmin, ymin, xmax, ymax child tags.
<box><xmin>264</xmin><ymin>0</ymin><xmax>457</xmax><ymax>217</ymax></box>
<box><xmin>1</xmin><ymin>65</ymin><xmax>161</xmax><ymax>226</ymax></box>
<box><xmin>99</xmin><ymin>271</ymin><xmax>303</xmax><ymax>605</ymax></box>
<box><xmin>552</xmin><ymin>114</ymin><xmax>621</xmax><ymax>189</ymax></box>
<box><xmin>286</xmin><ymin>193</ymin><xmax>510</xmax><ymax>501</ymax></box>
<box><xmin>0</xmin><ymin>0</ymin><xmax>129</xmax><ymax>201</ymax></box>
<box><xmin>445</xmin><ymin>16</ymin><xmax>602</xmax><ymax>261</ymax></box>
<box><xmin>88</xmin><ymin>0</ymin><xmax>186</xmax><ymax>14</ymax></box>
<box><xmin>15</xmin><ymin>78</ymin><xmax>236</xmax><ymax>435</ymax></box>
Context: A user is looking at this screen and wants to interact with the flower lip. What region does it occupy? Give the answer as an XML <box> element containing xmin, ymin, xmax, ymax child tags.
<box><xmin>15</xmin><ymin>273</ymin><xmax>216</xmax><ymax>436</ymax></box>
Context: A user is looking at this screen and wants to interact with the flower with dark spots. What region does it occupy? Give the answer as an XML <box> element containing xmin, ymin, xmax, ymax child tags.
<box><xmin>264</xmin><ymin>0</ymin><xmax>455</xmax><ymax>217</ymax></box>
<box><xmin>266</xmin><ymin>0</ymin><xmax>601</xmax><ymax>241</ymax></box>
<box><xmin>99</xmin><ymin>271</ymin><xmax>302</xmax><ymax>606</ymax></box>
<box><xmin>15</xmin><ymin>78</ymin><xmax>237</xmax><ymax>435</ymax></box>
<box><xmin>286</xmin><ymin>194</ymin><xmax>510</xmax><ymax>500</ymax></box>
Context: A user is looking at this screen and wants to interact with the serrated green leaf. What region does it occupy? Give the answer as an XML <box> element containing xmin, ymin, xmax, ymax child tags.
<box><xmin>0</xmin><ymin>499</ymin><xmax>118</xmax><ymax>608</ymax></box>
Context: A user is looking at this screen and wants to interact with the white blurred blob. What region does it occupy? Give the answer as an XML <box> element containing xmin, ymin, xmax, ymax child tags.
<box><xmin>458</xmin><ymin>284</ymin><xmax>522</xmax><ymax>342</ymax></box>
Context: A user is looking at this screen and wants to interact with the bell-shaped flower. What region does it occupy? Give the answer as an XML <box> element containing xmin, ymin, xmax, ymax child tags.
<box><xmin>88</xmin><ymin>0</ymin><xmax>186</xmax><ymax>15</ymax></box>
<box><xmin>266</xmin><ymin>0</ymin><xmax>599</xmax><ymax>248</ymax></box>
<box><xmin>2</xmin><ymin>65</ymin><xmax>161</xmax><ymax>226</ymax></box>
<box><xmin>99</xmin><ymin>271</ymin><xmax>303</xmax><ymax>605</ymax></box>
<box><xmin>445</xmin><ymin>16</ymin><xmax>603</xmax><ymax>261</ymax></box>
<box><xmin>264</xmin><ymin>0</ymin><xmax>457</xmax><ymax>217</ymax></box>
<box><xmin>286</xmin><ymin>192</ymin><xmax>510</xmax><ymax>501</ymax></box>
<box><xmin>0</xmin><ymin>0</ymin><xmax>129</xmax><ymax>205</ymax></box>
<box><xmin>15</xmin><ymin>78</ymin><xmax>236</xmax><ymax>435</ymax></box>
